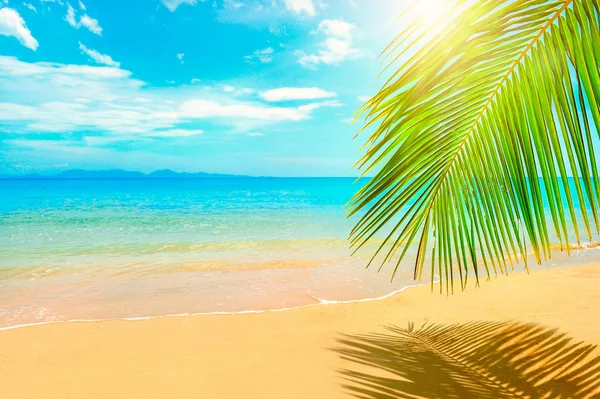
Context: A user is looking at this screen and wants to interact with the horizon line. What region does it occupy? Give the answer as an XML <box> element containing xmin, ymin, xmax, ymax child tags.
<box><xmin>0</xmin><ymin>168</ymin><xmax>367</xmax><ymax>179</ymax></box>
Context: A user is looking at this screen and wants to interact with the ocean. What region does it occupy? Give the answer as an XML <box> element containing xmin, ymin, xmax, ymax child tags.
<box><xmin>0</xmin><ymin>177</ymin><xmax>597</xmax><ymax>329</ymax></box>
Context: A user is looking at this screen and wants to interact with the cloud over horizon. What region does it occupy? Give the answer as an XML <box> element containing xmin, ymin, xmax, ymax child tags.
<box><xmin>0</xmin><ymin>56</ymin><xmax>342</xmax><ymax>137</ymax></box>
<box><xmin>260</xmin><ymin>87</ymin><xmax>336</xmax><ymax>102</ymax></box>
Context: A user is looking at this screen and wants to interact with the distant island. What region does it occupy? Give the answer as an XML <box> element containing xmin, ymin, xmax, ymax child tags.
<box><xmin>0</xmin><ymin>169</ymin><xmax>253</xmax><ymax>179</ymax></box>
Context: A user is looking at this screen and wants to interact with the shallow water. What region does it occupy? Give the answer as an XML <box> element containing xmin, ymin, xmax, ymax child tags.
<box><xmin>0</xmin><ymin>177</ymin><xmax>598</xmax><ymax>329</ymax></box>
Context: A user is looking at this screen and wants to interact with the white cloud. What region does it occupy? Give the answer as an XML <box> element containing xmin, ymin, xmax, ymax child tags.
<box><xmin>297</xmin><ymin>19</ymin><xmax>363</xmax><ymax>68</ymax></box>
<box><xmin>78</xmin><ymin>0</ymin><xmax>85</xmax><ymax>10</ymax></box>
<box><xmin>223</xmin><ymin>0</ymin><xmax>243</xmax><ymax>10</ymax></box>
<box><xmin>79</xmin><ymin>42</ymin><xmax>120</xmax><ymax>67</ymax></box>
<box><xmin>284</xmin><ymin>0</ymin><xmax>315</xmax><ymax>16</ymax></box>
<box><xmin>0</xmin><ymin>101</ymin><xmax>177</xmax><ymax>134</ymax></box>
<box><xmin>357</xmin><ymin>95</ymin><xmax>370</xmax><ymax>102</ymax></box>
<box><xmin>261</xmin><ymin>87</ymin><xmax>336</xmax><ymax>102</ymax></box>
<box><xmin>222</xmin><ymin>85</ymin><xmax>254</xmax><ymax>96</ymax></box>
<box><xmin>0</xmin><ymin>8</ymin><xmax>38</xmax><ymax>50</ymax></box>
<box><xmin>65</xmin><ymin>3</ymin><xmax>102</xmax><ymax>35</ymax></box>
<box><xmin>0</xmin><ymin>57</ymin><xmax>152</xmax><ymax>133</ymax></box>
<box><xmin>65</xmin><ymin>3</ymin><xmax>77</xmax><ymax>27</ymax></box>
<box><xmin>177</xmin><ymin>53</ymin><xmax>184</xmax><ymax>64</ymax></box>
<box><xmin>181</xmin><ymin>98</ymin><xmax>341</xmax><ymax>127</ymax></box>
<box><xmin>24</xmin><ymin>2</ymin><xmax>37</xmax><ymax>12</ymax></box>
<box><xmin>181</xmin><ymin>100</ymin><xmax>305</xmax><ymax>121</ymax></box>
<box><xmin>0</xmin><ymin>56</ymin><xmax>129</xmax><ymax>79</ymax></box>
<box><xmin>83</xmin><ymin>136</ymin><xmax>140</xmax><ymax>145</ymax></box>
<box><xmin>149</xmin><ymin>129</ymin><xmax>204</xmax><ymax>137</ymax></box>
<box><xmin>236</xmin><ymin>88</ymin><xmax>254</xmax><ymax>96</ymax></box>
<box><xmin>161</xmin><ymin>0</ymin><xmax>201</xmax><ymax>12</ymax></box>
<box><xmin>317</xmin><ymin>18</ymin><xmax>352</xmax><ymax>39</ymax></box>
<box><xmin>79</xmin><ymin>14</ymin><xmax>102</xmax><ymax>35</ymax></box>
<box><xmin>297</xmin><ymin>99</ymin><xmax>342</xmax><ymax>112</ymax></box>
<box><xmin>268</xmin><ymin>25</ymin><xmax>287</xmax><ymax>36</ymax></box>
<box><xmin>0</xmin><ymin>56</ymin><xmax>341</xmax><ymax>137</ymax></box>
<box><xmin>245</xmin><ymin>47</ymin><xmax>274</xmax><ymax>63</ymax></box>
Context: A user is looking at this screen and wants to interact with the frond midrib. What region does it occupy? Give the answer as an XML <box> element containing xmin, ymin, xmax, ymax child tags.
<box><xmin>417</xmin><ymin>0</ymin><xmax>575</xmax><ymax>236</ymax></box>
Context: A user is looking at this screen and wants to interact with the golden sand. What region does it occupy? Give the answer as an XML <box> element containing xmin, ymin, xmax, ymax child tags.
<box><xmin>2</xmin><ymin>263</ymin><xmax>600</xmax><ymax>398</ymax></box>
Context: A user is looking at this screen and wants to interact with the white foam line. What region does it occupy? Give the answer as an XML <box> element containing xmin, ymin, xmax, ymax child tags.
<box><xmin>0</xmin><ymin>282</ymin><xmax>429</xmax><ymax>332</ymax></box>
<box><xmin>6</xmin><ymin>251</ymin><xmax>597</xmax><ymax>333</ymax></box>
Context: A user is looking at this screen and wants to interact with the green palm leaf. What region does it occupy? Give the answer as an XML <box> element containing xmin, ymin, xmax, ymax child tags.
<box><xmin>349</xmin><ymin>0</ymin><xmax>600</xmax><ymax>292</ymax></box>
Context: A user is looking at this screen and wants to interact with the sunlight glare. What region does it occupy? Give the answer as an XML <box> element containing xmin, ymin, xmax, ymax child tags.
<box><xmin>411</xmin><ymin>0</ymin><xmax>451</xmax><ymax>27</ymax></box>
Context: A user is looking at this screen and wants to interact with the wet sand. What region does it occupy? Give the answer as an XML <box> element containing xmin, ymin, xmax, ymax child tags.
<box><xmin>1</xmin><ymin>262</ymin><xmax>600</xmax><ymax>398</ymax></box>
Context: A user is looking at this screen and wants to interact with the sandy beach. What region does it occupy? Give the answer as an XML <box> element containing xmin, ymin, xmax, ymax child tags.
<box><xmin>1</xmin><ymin>262</ymin><xmax>599</xmax><ymax>398</ymax></box>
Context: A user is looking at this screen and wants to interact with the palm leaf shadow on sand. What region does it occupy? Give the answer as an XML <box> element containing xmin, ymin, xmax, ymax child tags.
<box><xmin>334</xmin><ymin>321</ymin><xmax>600</xmax><ymax>399</ymax></box>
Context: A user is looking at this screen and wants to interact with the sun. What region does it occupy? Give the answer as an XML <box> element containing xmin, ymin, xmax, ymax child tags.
<box><xmin>410</xmin><ymin>0</ymin><xmax>452</xmax><ymax>27</ymax></box>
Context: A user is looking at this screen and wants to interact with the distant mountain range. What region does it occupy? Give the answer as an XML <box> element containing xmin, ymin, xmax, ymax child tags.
<box><xmin>0</xmin><ymin>169</ymin><xmax>252</xmax><ymax>179</ymax></box>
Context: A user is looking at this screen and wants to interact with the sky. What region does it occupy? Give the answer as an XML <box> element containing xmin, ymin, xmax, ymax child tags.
<box><xmin>0</xmin><ymin>0</ymin><xmax>411</xmax><ymax>176</ymax></box>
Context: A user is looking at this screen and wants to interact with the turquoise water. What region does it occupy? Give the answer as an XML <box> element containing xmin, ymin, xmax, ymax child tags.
<box><xmin>0</xmin><ymin>178</ymin><xmax>361</xmax><ymax>269</ymax></box>
<box><xmin>0</xmin><ymin>178</ymin><xmax>406</xmax><ymax>327</ymax></box>
<box><xmin>0</xmin><ymin>177</ymin><xmax>598</xmax><ymax>328</ymax></box>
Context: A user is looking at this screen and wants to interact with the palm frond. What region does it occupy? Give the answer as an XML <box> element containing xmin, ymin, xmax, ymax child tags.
<box><xmin>349</xmin><ymin>0</ymin><xmax>600</xmax><ymax>292</ymax></box>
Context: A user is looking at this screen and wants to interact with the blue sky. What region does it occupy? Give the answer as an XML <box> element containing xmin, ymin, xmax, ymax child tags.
<box><xmin>0</xmin><ymin>0</ymin><xmax>410</xmax><ymax>176</ymax></box>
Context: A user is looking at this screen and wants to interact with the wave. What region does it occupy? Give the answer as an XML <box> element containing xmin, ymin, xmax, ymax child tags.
<box><xmin>0</xmin><ymin>244</ymin><xmax>597</xmax><ymax>331</ymax></box>
<box><xmin>0</xmin><ymin>281</ymin><xmax>429</xmax><ymax>332</ymax></box>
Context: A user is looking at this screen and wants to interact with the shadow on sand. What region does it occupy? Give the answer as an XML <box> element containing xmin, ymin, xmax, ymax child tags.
<box><xmin>334</xmin><ymin>321</ymin><xmax>600</xmax><ymax>398</ymax></box>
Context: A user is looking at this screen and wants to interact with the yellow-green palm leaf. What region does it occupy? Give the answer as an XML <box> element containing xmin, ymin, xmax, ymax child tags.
<box><xmin>349</xmin><ymin>0</ymin><xmax>600</xmax><ymax>292</ymax></box>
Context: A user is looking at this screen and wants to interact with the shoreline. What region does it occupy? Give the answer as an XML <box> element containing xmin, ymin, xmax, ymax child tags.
<box><xmin>0</xmin><ymin>280</ymin><xmax>429</xmax><ymax>332</ymax></box>
<box><xmin>2</xmin><ymin>254</ymin><xmax>599</xmax><ymax>332</ymax></box>
<box><xmin>2</xmin><ymin>261</ymin><xmax>600</xmax><ymax>398</ymax></box>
